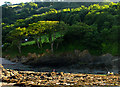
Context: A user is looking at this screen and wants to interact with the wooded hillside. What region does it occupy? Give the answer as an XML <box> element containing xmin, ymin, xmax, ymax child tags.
<box><xmin>1</xmin><ymin>2</ymin><xmax>120</xmax><ymax>58</ymax></box>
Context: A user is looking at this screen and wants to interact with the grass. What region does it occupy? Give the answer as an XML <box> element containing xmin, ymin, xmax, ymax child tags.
<box><xmin>21</xmin><ymin>32</ymin><xmax>62</xmax><ymax>46</ymax></box>
<box><xmin>21</xmin><ymin>41</ymin><xmax>35</xmax><ymax>46</ymax></box>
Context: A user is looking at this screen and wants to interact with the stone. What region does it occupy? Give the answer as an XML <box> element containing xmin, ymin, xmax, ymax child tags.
<box><xmin>10</xmin><ymin>58</ymin><xmax>19</xmax><ymax>62</ymax></box>
<box><xmin>28</xmin><ymin>53</ymin><xmax>32</xmax><ymax>58</ymax></box>
<box><xmin>31</xmin><ymin>53</ymin><xmax>37</xmax><ymax>58</ymax></box>
<box><xmin>51</xmin><ymin>72</ymin><xmax>56</xmax><ymax>76</ymax></box>
<box><xmin>99</xmin><ymin>53</ymin><xmax>113</xmax><ymax>66</ymax></box>
<box><xmin>26</xmin><ymin>81</ymin><xmax>34</xmax><ymax>85</ymax></box>
<box><xmin>40</xmin><ymin>76</ymin><xmax>45</xmax><ymax>80</ymax></box>
<box><xmin>60</xmin><ymin>72</ymin><xmax>64</xmax><ymax>76</ymax></box>
<box><xmin>78</xmin><ymin>50</ymin><xmax>92</xmax><ymax>63</ymax></box>
<box><xmin>21</xmin><ymin>57</ymin><xmax>28</xmax><ymax>63</ymax></box>
<box><xmin>1</xmin><ymin>65</ymin><xmax>120</xmax><ymax>86</ymax></box>
<box><xmin>74</xmin><ymin>50</ymin><xmax>81</xmax><ymax>56</ymax></box>
<box><xmin>0</xmin><ymin>64</ymin><xmax>4</xmax><ymax>69</ymax></box>
<box><xmin>38</xmin><ymin>54</ymin><xmax>41</xmax><ymax>58</ymax></box>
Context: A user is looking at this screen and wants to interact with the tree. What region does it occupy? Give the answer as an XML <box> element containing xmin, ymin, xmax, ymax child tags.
<box><xmin>20</xmin><ymin>2</ymin><xmax>25</xmax><ymax>7</ymax></box>
<box><xmin>8</xmin><ymin>27</ymin><xmax>26</xmax><ymax>54</ymax></box>
<box><xmin>55</xmin><ymin>21</ymin><xmax>68</xmax><ymax>49</ymax></box>
<box><xmin>27</xmin><ymin>21</ymin><xmax>60</xmax><ymax>52</ymax></box>
<box><xmin>27</xmin><ymin>22</ymin><xmax>46</xmax><ymax>48</ymax></box>
<box><xmin>2</xmin><ymin>24</ymin><xmax>15</xmax><ymax>44</ymax></box>
<box><xmin>43</xmin><ymin>21</ymin><xmax>59</xmax><ymax>52</ymax></box>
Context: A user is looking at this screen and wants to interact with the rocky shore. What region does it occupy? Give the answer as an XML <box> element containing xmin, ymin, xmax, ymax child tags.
<box><xmin>0</xmin><ymin>64</ymin><xmax>120</xmax><ymax>86</ymax></box>
<box><xmin>6</xmin><ymin>50</ymin><xmax>120</xmax><ymax>72</ymax></box>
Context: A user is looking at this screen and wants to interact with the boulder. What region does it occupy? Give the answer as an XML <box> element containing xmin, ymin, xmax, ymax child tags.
<box><xmin>99</xmin><ymin>53</ymin><xmax>113</xmax><ymax>66</ymax></box>
<box><xmin>78</xmin><ymin>50</ymin><xmax>92</xmax><ymax>63</ymax></box>
<box><xmin>21</xmin><ymin>56</ymin><xmax>29</xmax><ymax>64</ymax></box>
<box><xmin>10</xmin><ymin>58</ymin><xmax>19</xmax><ymax>63</ymax></box>
<box><xmin>31</xmin><ymin>53</ymin><xmax>37</xmax><ymax>58</ymax></box>
<box><xmin>27</xmin><ymin>53</ymin><xmax>32</xmax><ymax>58</ymax></box>
<box><xmin>74</xmin><ymin>50</ymin><xmax>81</xmax><ymax>55</ymax></box>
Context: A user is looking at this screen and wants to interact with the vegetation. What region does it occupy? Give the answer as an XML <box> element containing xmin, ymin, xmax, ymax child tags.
<box><xmin>2</xmin><ymin>2</ymin><xmax>120</xmax><ymax>58</ymax></box>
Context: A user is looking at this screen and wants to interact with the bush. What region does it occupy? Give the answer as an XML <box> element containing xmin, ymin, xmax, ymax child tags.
<box><xmin>101</xmin><ymin>42</ymin><xmax>118</xmax><ymax>56</ymax></box>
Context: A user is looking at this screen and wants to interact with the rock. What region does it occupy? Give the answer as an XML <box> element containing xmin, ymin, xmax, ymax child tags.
<box><xmin>2</xmin><ymin>76</ymin><xmax>8</xmax><ymax>81</ymax></box>
<box><xmin>40</xmin><ymin>76</ymin><xmax>45</xmax><ymax>80</ymax></box>
<box><xmin>74</xmin><ymin>50</ymin><xmax>81</xmax><ymax>56</ymax></box>
<box><xmin>21</xmin><ymin>57</ymin><xmax>28</xmax><ymax>63</ymax></box>
<box><xmin>0</xmin><ymin>82</ymin><xmax>16</xmax><ymax>86</ymax></box>
<box><xmin>78</xmin><ymin>50</ymin><xmax>92</xmax><ymax>63</ymax></box>
<box><xmin>31</xmin><ymin>53</ymin><xmax>38</xmax><ymax>58</ymax></box>
<box><xmin>60</xmin><ymin>72</ymin><xmax>64</xmax><ymax>76</ymax></box>
<box><xmin>100</xmin><ymin>53</ymin><xmax>113</xmax><ymax>66</ymax></box>
<box><xmin>10</xmin><ymin>72</ymin><xmax>15</xmax><ymax>76</ymax></box>
<box><xmin>46</xmin><ymin>73</ymin><xmax>51</xmax><ymax>77</ymax></box>
<box><xmin>10</xmin><ymin>58</ymin><xmax>19</xmax><ymax>62</ymax></box>
<box><xmin>0</xmin><ymin>64</ymin><xmax>4</xmax><ymax>69</ymax></box>
<box><xmin>38</xmin><ymin>54</ymin><xmax>41</xmax><ymax>58</ymax></box>
<box><xmin>46</xmin><ymin>77</ymin><xmax>52</xmax><ymax>80</ymax></box>
<box><xmin>14</xmin><ymin>83</ymin><xmax>26</xmax><ymax>86</ymax></box>
<box><xmin>26</xmin><ymin>81</ymin><xmax>35</xmax><ymax>85</ymax></box>
<box><xmin>51</xmin><ymin>72</ymin><xmax>56</xmax><ymax>76</ymax></box>
<box><xmin>13</xmin><ymin>71</ymin><xmax>19</xmax><ymax>76</ymax></box>
<box><xmin>16</xmin><ymin>74</ymin><xmax>22</xmax><ymax>77</ymax></box>
<box><xmin>79</xmin><ymin>50</ymin><xmax>89</xmax><ymax>56</ymax></box>
<box><xmin>1</xmin><ymin>64</ymin><xmax>120</xmax><ymax>86</ymax></box>
<box><xmin>28</xmin><ymin>53</ymin><xmax>32</xmax><ymax>58</ymax></box>
<box><xmin>3</xmin><ymin>70</ymin><xmax>8</xmax><ymax>76</ymax></box>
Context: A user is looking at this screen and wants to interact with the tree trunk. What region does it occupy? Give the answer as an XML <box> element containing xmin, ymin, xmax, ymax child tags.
<box><xmin>17</xmin><ymin>42</ymin><xmax>21</xmax><ymax>54</ymax></box>
<box><xmin>39</xmin><ymin>36</ymin><xmax>42</xmax><ymax>48</ymax></box>
<box><xmin>18</xmin><ymin>46</ymin><xmax>21</xmax><ymax>54</ymax></box>
<box><xmin>36</xmin><ymin>38</ymin><xmax>40</xmax><ymax>48</ymax></box>
<box><xmin>51</xmin><ymin>33</ymin><xmax>56</xmax><ymax>53</ymax></box>
<box><xmin>49</xmin><ymin>34</ymin><xmax>52</xmax><ymax>43</ymax></box>
<box><xmin>49</xmin><ymin>34</ymin><xmax>53</xmax><ymax>52</ymax></box>
<box><xmin>56</xmin><ymin>43</ymin><xmax>59</xmax><ymax>49</ymax></box>
<box><xmin>51</xmin><ymin>42</ymin><xmax>54</xmax><ymax>53</ymax></box>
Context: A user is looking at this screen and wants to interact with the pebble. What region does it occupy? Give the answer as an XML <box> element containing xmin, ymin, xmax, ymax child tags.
<box><xmin>0</xmin><ymin>64</ymin><xmax>120</xmax><ymax>86</ymax></box>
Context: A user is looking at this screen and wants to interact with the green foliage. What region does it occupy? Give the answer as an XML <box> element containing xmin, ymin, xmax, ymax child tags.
<box><xmin>101</xmin><ymin>42</ymin><xmax>118</xmax><ymax>55</ymax></box>
<box><xmin>8</xmin><ymin>27</ymin><xmax>26</xmax><ymax>53</ymax></box>
<box><xmin>2</xmin><ymin>2</ymin><xmax>120</xmax><ymax>56</ymax></box>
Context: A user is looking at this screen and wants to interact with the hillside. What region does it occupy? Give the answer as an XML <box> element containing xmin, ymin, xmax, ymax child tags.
<box><xmin>1</xmin><ymin>2</ymin><xmax>120</xmax><ymax>70</ymax></box>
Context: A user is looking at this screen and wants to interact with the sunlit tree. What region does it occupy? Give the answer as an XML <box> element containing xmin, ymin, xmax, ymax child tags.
<box><xmin>9</xmin><ymin>27</ymin><xmax>26</xmax><ymax>54</ymax></box>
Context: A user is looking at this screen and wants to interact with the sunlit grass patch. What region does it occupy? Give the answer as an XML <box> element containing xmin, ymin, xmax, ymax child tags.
<box><xmin>21</xmin><ymin>41</ymin><xmax>35</xmax><ymax>46</ymax></box>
